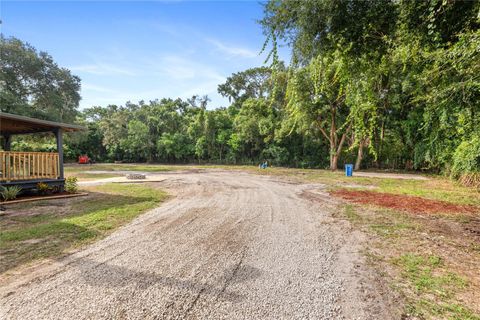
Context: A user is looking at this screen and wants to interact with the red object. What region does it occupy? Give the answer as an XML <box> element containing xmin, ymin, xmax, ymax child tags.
<box><xmin>78</xmin><ymin>155</ymin><xmax>91</xmax><ymax>164</ymax></box>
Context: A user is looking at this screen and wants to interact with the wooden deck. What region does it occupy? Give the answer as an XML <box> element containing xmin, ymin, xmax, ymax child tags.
<box><xmin>0</xmin><ymin>151</ymin><xmax>60</xmax><ymax>182</ymax></box>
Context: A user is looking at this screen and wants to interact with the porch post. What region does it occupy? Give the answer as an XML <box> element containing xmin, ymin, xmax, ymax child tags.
<box><xmin>54</xmin><ymin>128</ymin><xmax>64</xmax><ymax>180</ymax></box>
<box><xmin>3</xmin><ymin>134</ymin><xmax>11</xmax><ymax>151</ymax></box>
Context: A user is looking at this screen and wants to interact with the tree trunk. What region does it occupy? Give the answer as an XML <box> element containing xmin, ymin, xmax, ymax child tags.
<box><xmin>374</xmin><ymin>120</ymin><xmax>385</xmax><ymax>169</ymax></box>
<box><xmin>331</xmin><ymin>152</ymin><xmax>339</xmax><ymax>171</ymax></box>
<box><xmin>355</xmin><ymin>141</ymin><xmax>364</xmax><ymax>171</ymax></box>
<box><xmin>330</xmin><ymin>128</ymin><xmax>350</xmax><ymax>171</ymax></box>
<box><xmin>319</xmin><ymin>106</ymin><xmax>351</xmax><ymax>172</ymax></box>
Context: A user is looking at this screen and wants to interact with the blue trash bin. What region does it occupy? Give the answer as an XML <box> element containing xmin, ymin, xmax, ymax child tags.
<box><xmin>345</xmin><ymin>164</ymin><xmax>353</xmax><ymax>177</ymax></box>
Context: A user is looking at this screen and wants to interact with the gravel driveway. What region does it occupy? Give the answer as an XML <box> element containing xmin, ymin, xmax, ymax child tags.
<box><xmin>0</xmin><ymin>171</ymin><xmax>392</xmax><ymax>319</ymax></box>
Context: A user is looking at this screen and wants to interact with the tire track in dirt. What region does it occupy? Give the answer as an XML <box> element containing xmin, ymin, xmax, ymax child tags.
<box><xmin>0</xmin><ymin>171</ymin><xmax>393</xmax><ymax>319</ymax></box>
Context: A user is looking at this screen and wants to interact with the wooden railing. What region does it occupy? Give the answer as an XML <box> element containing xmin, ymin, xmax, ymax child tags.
<box><xmin>0</xmin><ymin>151</ymin><xmax>59</xmax><ymax>182</ymax></box>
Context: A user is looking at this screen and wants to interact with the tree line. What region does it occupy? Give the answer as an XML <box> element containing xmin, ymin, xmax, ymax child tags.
<box><xmin>1</xmin><ymin>0</ymin><xmax>479</xmax><ymax>186</ymax></box>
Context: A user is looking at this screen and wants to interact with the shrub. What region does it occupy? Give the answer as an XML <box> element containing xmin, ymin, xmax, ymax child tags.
<box><xmin>0</xmin><ymin>185</ymin><xmax>22</xmax><ymax>201</ymax></box>
<box><xmin>65</xmin><ymin>177</ymin><xmax>78</xmax><ymax>193</ymax></box>
<box><xmin>261</xmin><ymin>145</ymin><xmax>289</xmax><ymax>166</ymax></box>
<box><xmin>451</xmin><ymin>135</ymin><xmax>480</xmax><ymax>188</ymax></box>
<box><xmin>458</xmin><ymin>172</ymin><xmax>480</xmax><ymax>188</ymax></box>
<box><xmin>36</xmin><ymin>182</ymin><xmax>50</xmax><ymax>195</ymax></box>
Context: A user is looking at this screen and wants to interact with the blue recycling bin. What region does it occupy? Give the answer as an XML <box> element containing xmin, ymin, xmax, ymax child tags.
<box><xmin>345</xmin><ymin>164</ymin><xmax>353</xmax><ymax>177</ymax></box>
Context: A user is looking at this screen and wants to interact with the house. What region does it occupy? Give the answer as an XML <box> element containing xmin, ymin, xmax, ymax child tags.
<box><xmin>0</xmin><ymin>112</ymin><xmax>85</xmax><ymax>190</ymax></box>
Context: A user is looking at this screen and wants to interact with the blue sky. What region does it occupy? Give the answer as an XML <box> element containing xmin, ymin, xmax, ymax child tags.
<box><xmin>1</xmin><ymin>1</ymin><xmax>289</xmax><ymax>109</ymax></box>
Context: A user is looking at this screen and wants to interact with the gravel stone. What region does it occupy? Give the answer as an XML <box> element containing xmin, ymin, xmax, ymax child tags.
<box><xmin>0</xmin><ymin>171</ymin><xmax>392</xmax><ymax>319</ymax></box>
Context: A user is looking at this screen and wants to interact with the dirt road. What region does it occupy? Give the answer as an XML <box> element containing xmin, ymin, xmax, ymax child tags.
<box><xmin>0</xmin><ymin>171</ymin><xmax>392</xmax><ymax>319</ymax></box>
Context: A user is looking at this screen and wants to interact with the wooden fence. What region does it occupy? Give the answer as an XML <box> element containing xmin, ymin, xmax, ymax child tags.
<box><xmin>0</xmin><ymin>151</ymin><xmax>59</xmax><ymax>182</ymax></box>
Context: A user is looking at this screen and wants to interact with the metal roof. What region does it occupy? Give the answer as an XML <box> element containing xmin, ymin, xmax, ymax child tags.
<box><xmin>0</xmin><ymin>112</ymin><xmax>86</xmax><ymax>134</ymax></box>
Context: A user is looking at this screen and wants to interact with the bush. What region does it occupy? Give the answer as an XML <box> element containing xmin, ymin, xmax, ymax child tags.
<box><xmin>261</xmin><ymin>145</ymin><xmax>289</xmax><ymax>166</ymax></box>
<box><xmin>36</xmin><ymin>182</ymin><xmax>50</xmax><ymax>194</ymax></box>
<box><xmin>65</xmin><ymin>177</ymin><xmax>78</xmax><ymax>193</ymax></box>
<box><xmin>0</xmin><ymin>186</ymin><xmax>22</xmax><ymax>201</ymax></box>
<box><xmin>451</xmin><ymin>135</ymin><xmax>480</xmax><ymax>188</ymax></box>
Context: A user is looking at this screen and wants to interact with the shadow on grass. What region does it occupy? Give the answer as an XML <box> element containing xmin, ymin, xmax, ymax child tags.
<box><xmin>0</xmin><ymin>222</ymin><xmax>94</xmax><ymax>274</ymax></box>
<box><xmin>0</xmin><ymin>191</ymin><xmax>160</xmax><ymax>274</ymax></box>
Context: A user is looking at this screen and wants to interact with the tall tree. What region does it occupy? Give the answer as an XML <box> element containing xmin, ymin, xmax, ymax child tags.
<box><xmin>0</xmin><ymin>36</ymin><xmax>81</xmax><ymax>122</ymax></box>
<box><xmin>261</xmin><ymin>0</ymin><xmax>396</xmax><ymax>63</ymax></box>
<box><xmin>285</xmin><ymin>51</ymin><xmax>351</xmax><ymax>170</ymax></box>
<box><xmin>261</xmin><ymin>0</ymin><xmax>398</xmax><ymax>170</ymax></box>
<box><xmin>218</xmin><ymin>67</ymin><xmax>274</xmax><ymax>107</ymax></box>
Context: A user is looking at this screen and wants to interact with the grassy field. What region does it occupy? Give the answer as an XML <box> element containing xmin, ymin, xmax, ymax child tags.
<box><xmin>66</xmin><ymin>163</ymin><xmax>480</xmax><ymax>205</ymax></box>
<box><xmin>329</xmin><ymin>191</ymin><xmax>479</xmax><ymax>318</ymax></box>
<box><xmin>0</xmin><ymin>183</ymin><xmax>167</xmax><ymax>274</ymax></box>
<box><xmin>352</xmin><ymin>204</ymin><xmax>480</xmax><ymax>319</ymax></box>
<box><xmin>340</xmin><ymin>200</ymin><xmax>480</xmax><ymax>318</ymax></box>
<box><xmin>252</xmin><ymin>167</ymin><xmax>480</xmax><ymax>206</ymax></box>
<box><xmin>66</xmin><ymin>172</ymin><xmax>123</xmax><ymax>181</ymax></box>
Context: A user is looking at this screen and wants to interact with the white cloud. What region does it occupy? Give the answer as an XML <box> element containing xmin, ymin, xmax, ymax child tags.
<box><xmin>70</xmin><ymin>63</ymin><xmax>137</xmax><ymax>76</ymax></box>
<box><xmin>207</xmin><ymin>38</ymin><xmax>257</xmax><ymax>58</ymax></box>
<box><xmin>159</xmin><ymin>56</ymin><xmax>197</xmax><ymax>80</ymax></box>
<box><xmin>81</xmin><ymin>83</ymin><xmax>116</xmax><ymax>93</ymax></box>
<box><xmin>147</xmin><ymin>54</ymin><xmax>226</xmax><ymax>82</ymax></box>
<box><xmin>81</xmin><ymin>54</ymin><xmax>226</xmax><ymax>108</ymax></box>
<box><xmin>75</xmin><ymin>40</ymin><xmax>247</xmax><ymax>109</ymax></box>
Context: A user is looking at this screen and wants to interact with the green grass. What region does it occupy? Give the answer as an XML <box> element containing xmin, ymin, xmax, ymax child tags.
<box><xmin>259</xmin><ymin>167</ymin><xmax>480</xmax><ymax>206</ymax></box>
<box><xmin>393</xmin><ymin>254</ymin><xmax>466</xmax><ymax>295</ymax></box>
<box><xmin>0</xmin><ymin>183</ymin><xmax>167</xmax><ymax>273</ymax></box>
<box><xmin>67</xmin><ymin>172</ymin><xmax>122</xmax><ymax>181</ymax></box>
<box><xmin>369</xmin><ymin>222</ymin><xmax>415</xmax><ymax>238</ymax></box>
<box><xmin>407</xmin><ymin>299</ymin><xmax>480</xmax><ymax>320</ymax></box>
<box><xmin>394</xmin><ymin>253</ymin><xmax>479</xmax><ymax>319</ymax></box>
<box><xmin>64</xmin><ymin>163</ymin><xmax>480</xmax><ymax>206</ymax></box>
<box><xmin>341</xmin><ymin>204</ymin><xmax>419</xmax><ymax>238</ymax></box>
<box><xmin>343</xmin><ymin>204</ymin><xmax>361</xmax><ymax>223</ymax></box>
<box><xmin>337</xmin><ymin>202</ymin><xmax>479</xmax><ymax>319</ymax></box>
<box><xmin>372</xmin><ymin>177</ymin><xmax>479</xmax><ymax>206</ymax></box>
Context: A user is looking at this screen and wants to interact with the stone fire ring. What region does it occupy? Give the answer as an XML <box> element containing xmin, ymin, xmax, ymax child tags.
<box><xmin>126</xmin><ymin>173</ymin><xmax>147</xmax><ymax>180</ymax></box>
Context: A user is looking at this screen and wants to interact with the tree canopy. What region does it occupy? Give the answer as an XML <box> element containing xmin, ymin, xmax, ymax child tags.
<box><xmin>0</xmin><ymin>36</ymin><xmax>81</xmax><ymax>122</ymax></box>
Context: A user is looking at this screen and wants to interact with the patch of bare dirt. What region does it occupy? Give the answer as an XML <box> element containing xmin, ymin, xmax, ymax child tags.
<box><xmin>464</xmin><ymin>217</ymin><xmax>480</xmax><ymax>241</ymax></box>
<box><xmin>331</xmin><ymin>189</ymin><xmax>478</xmax><ymax>215</ymax></box>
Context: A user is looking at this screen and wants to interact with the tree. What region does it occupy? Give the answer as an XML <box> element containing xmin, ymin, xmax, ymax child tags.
<box><xmin>285</xmin><ymin>51</ymin><xmax>351</xmax><ymax>170</ymax></box>
<box><xmin>261</xmin><ymin>0</ymin><xmax>398</xmax><ymax>170</ymax></box>
<box><xmin>0</xmin><ymin>36</ymin><xmax>81</xmax><ymax>122</ymax></box>
<box><xmin>418</xmin><ymin>29</ymin><xmax>480</xmax><ymax>171</ymax></box>
<box><xmin>233</xmin><ymin>98</ymin><xmax>276</xmax><ymax>161</ymax></box>
<box><xmin>157</xmin><ymin>132</ymin><xmax>192</xmax><ymax>162</ymax></box>
<box><xmin>384</xmin><ymin>0</ymin><xmax>480</xmax><ymax>171</ymax></box>
<box><xmin>260</xmin><ymin>0</ymin><xmax>396</xmax><ymax>63</ymax></box>
<box><xmin>65</xmin><ymin>115</ymin><xmax>106</xmax><ymax>161</ymax></box>
<box><xmin>218</xmin><ymin>67</ymin><xmax>274</xmax><ymax>107</ymax></box>
<box><xmin>121</xmin><ymin>120</ymin><xmax>151</xmax><ymax>162</ymax></box>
